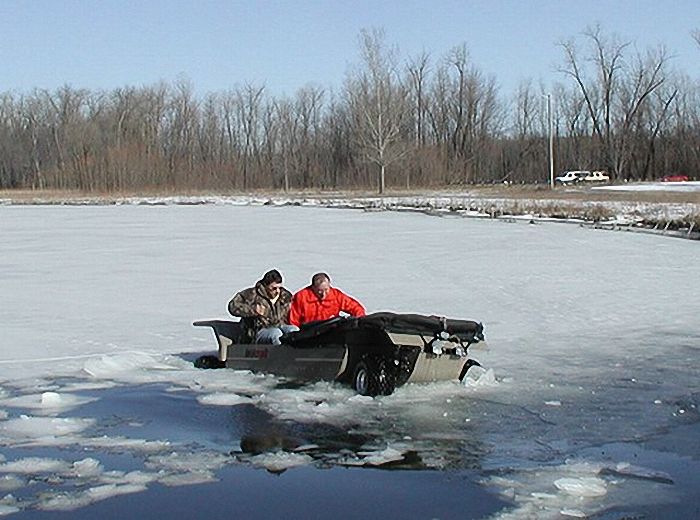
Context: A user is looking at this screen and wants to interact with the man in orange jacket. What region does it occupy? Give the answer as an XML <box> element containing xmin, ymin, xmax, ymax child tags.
<box><xmin>288</xmin><ymin>272</ymin><xmax>365</xmax><ymax>327</ymax></box>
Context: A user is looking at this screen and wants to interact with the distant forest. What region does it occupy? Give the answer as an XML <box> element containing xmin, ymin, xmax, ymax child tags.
<box><xmin>1</xmin><ymin>27</ymin><xmax>699</xmax><ymax>193</ymax></box>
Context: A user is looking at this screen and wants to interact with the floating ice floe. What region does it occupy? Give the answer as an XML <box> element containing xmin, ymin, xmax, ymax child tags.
<box><xmin>0</xmin><ymin>416</ymin><xmax>94</xmax><ymax>443</ymax></box>
<box><xmin>36</xmin><ymin>483</ymin><xmax>147</xmax><ymax>511</ymax></box>
<box><xmin>197</xmin><ymin>392</ymin><xmax>254</xmax><ymax>406</ymax></box>
<box><xmin>483</xmin><ymin>460</ymin><xmax>610</xmax><ymax>518</ymax></box>
<box><xmin>98</xmin><ymin>470</ymin><xmax>159</xmax><ymax>487</ymax></box>
<box><xmin>554</xmin><ymin>477</ymin><xmax>608</xmax><ymax>497</ymax></box>
<box><xmin>463</xmin><ymin>367</ymin><xmax>498</xmax><ymax>388</ymax></box>
<box><xmin>0</xmin><ymin>475</ymin><xmax>24</xmax><ymax>491</ymax></box>
<box><xmin>145</xmin><ymin>450</ymin><xmax>231</xmax><ymax>473</ymax></box>
<box><xmin>0</xmin><ymin>503</ymin><xmax>20</xmax><ymax>516</ymax></box>
<box><xmin>339</xmin><ymin>446</ymin><xmax>407</xmax><ymax>467</ymax></box>
<box><xmin>159</xmin><ymin>470</ymin><xmax>219</xmax><ymax>487</ymax></box>
<box><xmin>247</xmin><ymin>451</ymin><xmax>314</xmax><ymax>472</ymax></box>
<box><xmin>82</xmin><ymin>352</ymin><xmax>184</xmax><ymax>382</ymax></box>
<box><xmin>79</xmin><ymin>435</ymin><xmax>172</xmax><ymax>453</ymax></box>
<box><xmin>0</xmin><ymin>457</ymin><xmax>72</xmax><ymax>474</ymax></box>
<box><xmin>605</xmin><ymin>462</ymin><xmax>673</xmax><ymax>484</ymax></box>
<box><xmin>347</xmin><ymin>394</ymin><xmax>374</xmax><ymax>403</ymax></box>
<box><xmin>258</xmin><ymin>383</ymin><xmax>361</xmax><ymax>425</ymax></box>
<box><xmin>0</xmin><ymin>391</ymin><xmax>98</xmax><ymax>415</ymax></box>
<box><xmin>69</xmin><ymin>458</ymin><xmax>103</xmax><ymax>478</ymax></box>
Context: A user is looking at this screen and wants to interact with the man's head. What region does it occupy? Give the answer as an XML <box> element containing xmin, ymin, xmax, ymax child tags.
<box><xmin>311</xmin><ymin>272</ymin><xmax>331</xmax><ymax>300</ymax></box>
<box><xmin>260</xmin><ymin>269</ymin><xmax>283</xmax><ymax>298</ymax></box>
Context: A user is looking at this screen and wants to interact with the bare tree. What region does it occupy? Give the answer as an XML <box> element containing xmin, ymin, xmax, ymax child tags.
<box><xmin>21</xmin><ymin>96</ymin><xmax>45</xmax><ymax>189</ymax></box>
<box><xmin>237</xmin><ymin>83</ymin><xmax>265</xmax><ymax>189</ymax></box>
<box><xmin>274</xmin><ymin>96</ymin><xmax>296</xmax><ymax>190</ymax></box>
<box><xmin>345</xmin><ymin>28</ymin><xmax>410</xmax><ymax>193</ymax></box>
<box><xmin>322</xmin><ymin>94</ymin><xmax>355</xmax><ymax>188</ymax></box>
<box><xmin>293</xmin><ymin>85</ymin><xmax>325</xmax><ymax>188</ymax></box>
<box><xmin>503</xmin><ymin>80</ymin><xmax>545</xmax><ymax>183</ymax></box>
<box><xmin>404</xmin><ymin>51</ymin><xmax>431</xmax><ymax>188</ymax></box>
<box><xmin>425</xmin><ymin>44</ymin><xmax>501</xmax><ymax>184</ymax></box>
<box><xmin>406</xmin><ymin>51</ymin><xmax>430</xmax><ymax>148</ymax></box>
<box><xmin>559</xmin><ymin>26</ymin><xmax>672</xmax><ymax>179</ymax></box>
<box><xmin>1</xmin><ymin>27</ymin><xmax>698</xmax><ymax>192</ymax></box>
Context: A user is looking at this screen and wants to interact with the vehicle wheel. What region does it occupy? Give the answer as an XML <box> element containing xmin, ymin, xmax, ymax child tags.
<box><xmin>394</xmin><ymin>349</ymin><xmax>417</xmax><ymax>387</ymax></box>
<box><xmin>458</xmin><ymin>359</ymin><xmax>482</xmax><ymax>381</ymax></box>
<box><xmin>352</xmin><ymin>355</ymin><xmax>396</xmax><ymax>396</ymax></box>
<box><xmin>194</xmin><ymin>355</ymin><xmax>225</xmax><ymax>369</ymax></box>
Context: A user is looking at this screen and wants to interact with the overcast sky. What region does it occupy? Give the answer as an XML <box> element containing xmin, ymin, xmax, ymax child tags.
<box><xmin>1</xmin><ymin>0</ymin><xmax>698</xmax><ymax>97</ymax></box>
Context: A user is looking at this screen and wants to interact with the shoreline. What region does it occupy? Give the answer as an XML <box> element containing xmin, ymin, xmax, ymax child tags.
<box><xmin>2</xmin><ymin>185</ymin><xmax>699</xmax><ymax>240</ymax></box>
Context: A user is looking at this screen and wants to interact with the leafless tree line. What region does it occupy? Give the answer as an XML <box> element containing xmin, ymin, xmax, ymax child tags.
<box><xmin>1</xmin><ymin>27</ymin><xmax>698</xmax><ymax>193</ymax></box>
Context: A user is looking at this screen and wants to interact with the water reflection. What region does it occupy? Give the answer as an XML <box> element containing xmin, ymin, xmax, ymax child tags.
<box><xmin>230</xmin><ymin>401</ymin><xmax>487</xmax><ymax>472</ymax></box>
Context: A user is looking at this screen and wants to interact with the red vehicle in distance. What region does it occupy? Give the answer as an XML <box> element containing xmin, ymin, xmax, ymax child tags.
<box><xmin>661</xmin><ymin>174</ymin><xmax>689</xmax><ymax>182</ymax></box>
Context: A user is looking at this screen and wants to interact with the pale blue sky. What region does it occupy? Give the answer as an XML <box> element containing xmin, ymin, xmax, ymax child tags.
<box><xmin>1</xmin><ymin>0</ymin><xmax>698</xmax><ymax>96</ymax></box>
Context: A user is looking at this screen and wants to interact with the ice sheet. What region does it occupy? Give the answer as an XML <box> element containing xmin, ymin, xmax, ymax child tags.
<box><xmin>1</xmin><ymin>203</ymin><xmax>699</xmax><ymax>517</ymax></box>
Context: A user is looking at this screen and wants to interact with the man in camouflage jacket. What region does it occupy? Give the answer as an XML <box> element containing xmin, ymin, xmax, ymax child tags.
<box><xmin>228</xmin><ymin>269</ymin><xmax>296</xmax><ymax>344</ymax></box>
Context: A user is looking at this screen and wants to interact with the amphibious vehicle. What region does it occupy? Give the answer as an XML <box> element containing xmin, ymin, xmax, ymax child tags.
<box><xmin>193</xmin><ymin>312</ymin><xmax>485</xmax><ymax>396</ymax></box>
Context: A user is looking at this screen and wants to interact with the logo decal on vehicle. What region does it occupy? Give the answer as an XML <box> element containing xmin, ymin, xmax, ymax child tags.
<box><xmin>245</xmin><ymin>348</ymin><xmax>269</xmax><ymax>359</ymax></box>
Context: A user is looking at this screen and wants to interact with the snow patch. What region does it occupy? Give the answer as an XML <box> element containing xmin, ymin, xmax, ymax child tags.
<box><xmin>594</xmin><ymin>181</ymin><xmax>700</xmax><ymax>192</ymax></box>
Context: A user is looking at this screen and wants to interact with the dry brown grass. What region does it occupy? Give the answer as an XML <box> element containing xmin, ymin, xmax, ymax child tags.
<box><xmin>446</xmin><ymin>184</ymin><xmax>700</xmax><ymax>205</ymax></box>
<box><xmin>3</xmin><ymin>184</ymin><xmax>700</xmax><ymax>204</ymax></box>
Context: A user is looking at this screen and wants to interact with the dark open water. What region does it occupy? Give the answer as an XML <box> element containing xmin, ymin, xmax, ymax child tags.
<box><xmin>0</xmin><ymin>383</ymin><xmax>509</xmax><ymax>519</ymax></box>
<box><xmin>3</xmin><ymin>381</ymin><xmax>699</xmax><ymax>519</ymax></box>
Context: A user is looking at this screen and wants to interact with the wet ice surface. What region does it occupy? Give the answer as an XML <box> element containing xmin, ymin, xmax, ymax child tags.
<box><xmin>1</xmin><ymin>204</ymin><xmax>699</xmax><ymax>518</ymax></box>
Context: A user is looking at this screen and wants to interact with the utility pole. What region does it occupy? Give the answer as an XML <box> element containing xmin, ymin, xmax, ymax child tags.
<box><xmin>545</xmin><ymin>93</ymin><xmax>555</xmax><ymax>188</ymax></box>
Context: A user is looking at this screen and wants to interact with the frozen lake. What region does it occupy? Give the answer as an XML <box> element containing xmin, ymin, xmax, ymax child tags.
<box><xmin>1</xmin><ymin>204</ymin><xmax>699</xmax><ymax>518</ymax></box>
